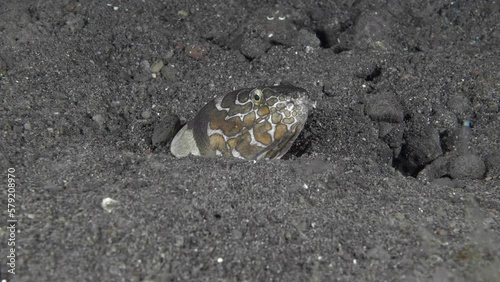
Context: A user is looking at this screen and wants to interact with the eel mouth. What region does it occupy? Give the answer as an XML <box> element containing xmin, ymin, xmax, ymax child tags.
<box><xmin>255</xmin><ymin>121</ymin><xmax>305</xmax><ymax>160</ymax></box>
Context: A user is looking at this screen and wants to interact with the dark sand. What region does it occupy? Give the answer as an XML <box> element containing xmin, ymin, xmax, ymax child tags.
<box><xmin>0</xmin><ymin>1</ymin><xmax>499</xmax><ymax>281</ymax></box>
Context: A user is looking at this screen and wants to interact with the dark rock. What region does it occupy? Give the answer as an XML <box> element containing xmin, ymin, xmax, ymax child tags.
<box><xmin>402</xmin><ymin>128</ymin><xmax>442</xmax><ymax>167</ymax></box>
<box><xmin>485</xmin><ymin>152</ymin><xmax>500</xmax><ymax>179</ymax></box>
<box><xmin>365</xmin><ymin>94</ymin><xmax>404</xmax><ymax>123</ymax></box>
<box><xmin>264</xmin><ymin>14</ymin><xmax>298</xmax><ymax>46</ymax></box>
<box><xmin>240</xmin><ymin>37</ymin><xmax>271</xmax><ymax>59</ymax></box>
<box><xmin>152</xmin><ymin>114</ymin><xmax>181</xmax><ymax>147</ymax></box>
<box><xmin>396</xmin><ymin>116</ymin><xmax>443</xmax><ymax>176</ymax></box>
<box><xmin>379</xmin><ymin>122</ymin><xmax>404</xmax><ymax>148</ymax></box>
<box><xmin>417</xmin><ymin>152</ymin><xmax>455</xmax><ymax>182</ymax></box>
<box><xmin>449</xmin><ymin>154</ymin><xmax>486</xmax><ymax>180</ymax></box>
<box><xmin>354</xmin><ymin>11</ymin><xmax>393</xmax><ymax>50</ymax></box>
<box><xmin>294</xmin><ymin>29</ymin><xmax>321</xmax><ymax>47</ymax></box>
<box><xmin>160</xmin><ymin>64</ymin><xmax>177</xmax><ymax>82</ymax></box>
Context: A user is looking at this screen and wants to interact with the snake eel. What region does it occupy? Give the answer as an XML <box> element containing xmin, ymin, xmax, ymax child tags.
<box><xmin>170</xmin><ymin>85</ymin><xmax>309</xmax><ymax>160</ymax></box>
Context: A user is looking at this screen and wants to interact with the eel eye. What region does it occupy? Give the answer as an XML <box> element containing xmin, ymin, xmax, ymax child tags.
<box><xmin>252</xmin><ymin>89</ymin><xmax>264</xmax><ymax>105</ymax></box>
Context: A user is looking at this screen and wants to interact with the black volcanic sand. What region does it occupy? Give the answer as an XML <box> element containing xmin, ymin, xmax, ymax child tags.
<box><xmin>1</xmin><ymin>1</ymin><xmax>499</xmax><ymax>281</ymax></box>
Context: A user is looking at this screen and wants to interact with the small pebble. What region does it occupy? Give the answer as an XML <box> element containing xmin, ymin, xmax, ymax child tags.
<box><xmin>437</xmin><ymin>229</ymin><xmax>447</xmax><ymax>236</ymax></box>
<box><xmin>164</xmin><ymin>50</ymin><xmax>174</xmax><ymax>59</ymax></box>
<box><xmin>161</xmin><ymin>65</ymin><xmax>177</xmax><ymax>82</ymax></box>
<box><xmin>394</xmin><ymin>212</ymin><xmax>405</xmax><ymax>220</ymax></box>
<box><xmin>150</xmin><ymin>60</ymin><xmax>164</xmax><ymax>73</ymax></box>
<box><xmin>23</xmin><ymin>122</ymin><xmax>32</xmax><ymax>130</ymax></box>
<box><xmin>92</xmin><ymin>114</ymin><xmax>105</xmax><ymax>126</ymax></box>
<box><xmin>178</xmin><ymin>10</ymin><xmax>189</xmax><ymax>17</ymax></box>
<box><xmin>175</xmin><ymin>236</ymin><xmax>184</xmax><ymax>247</ymax></box>
<box><xmin>141</xmin><ymin>110</ymin><xmax>152</xmax><ymax>119</ymax></box>
<box><xmin>185</xmin><ymin>45</ymin><xmax>208</xmax><ymax>60</ymax></box>
<box><xmin>139</xmin><ymin>60</ymin><xmax>150</xmax><ymax>71</ymax></box>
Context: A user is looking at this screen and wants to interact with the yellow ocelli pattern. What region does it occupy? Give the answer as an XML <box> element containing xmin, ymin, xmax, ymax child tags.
<box><xmin>254</xmin><ymin>121</ymin><xmax>272</xmax><ymax>145</ymax></box>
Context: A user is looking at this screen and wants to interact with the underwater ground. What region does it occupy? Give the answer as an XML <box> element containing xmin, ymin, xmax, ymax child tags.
<box><xmin>1</xmin><ymin>0</ymin><xmax>499</xmax><ymax>281</ymax></box>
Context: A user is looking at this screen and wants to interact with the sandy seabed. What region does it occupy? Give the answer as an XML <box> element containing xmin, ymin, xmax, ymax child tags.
<box><xmin>0</xmin><ymin>1</ymin><xmax>499</xmax><ymax>281</ymax></box>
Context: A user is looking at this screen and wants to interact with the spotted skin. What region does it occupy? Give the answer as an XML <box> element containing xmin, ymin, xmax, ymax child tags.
<box><xmin>170</xmin><ymin>85</ymin><xmax>309</xmax><ymax>160</ymax></box>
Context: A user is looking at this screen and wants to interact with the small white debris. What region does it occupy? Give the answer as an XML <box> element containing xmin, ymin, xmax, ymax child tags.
<box><xmin>102</xmin><ymin>197</ymin><xmax>119</xmax><ymax>213</ymax></box>
<box><xmin>106</xmin><ymin>4</ymin><xmax>119</xmax><ymax>10</ymax></box>
<box><xmin>217</xmin><ymin>257</ymin><xmax>224</xmax><ymax>263</ymax></box>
